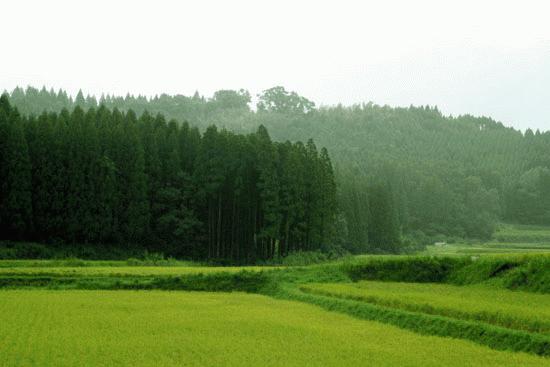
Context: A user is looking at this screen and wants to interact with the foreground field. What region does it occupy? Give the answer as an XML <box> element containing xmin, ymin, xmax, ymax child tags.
<box><xmin>1</xmin><ymin>290</ymin><xmax>548</xmax><ymax>367</ymax></box>
<box><xmin>1</xmin><ymin>252</ymin><xmax>549</xmax><ymax>365</ymax></box>
<box><xmin>301</xmin><ymin>281</ymin><xmax>550</xmax><ymax>334</ymax></box>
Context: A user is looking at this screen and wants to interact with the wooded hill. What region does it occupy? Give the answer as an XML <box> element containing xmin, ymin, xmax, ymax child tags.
<box><xmin>3</xmin><ymin>86</ymin><xmax>550</xmax><ymax>255</ymax></box>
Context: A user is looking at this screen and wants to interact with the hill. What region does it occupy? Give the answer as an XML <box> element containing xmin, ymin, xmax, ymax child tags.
<box><xmin>5</xmin><ymin>86</ymin><xmax>550</xmax><ymax>249</ymax></box>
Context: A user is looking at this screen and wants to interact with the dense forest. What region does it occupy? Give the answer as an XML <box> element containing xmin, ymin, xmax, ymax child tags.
<box><xmin>0</xmin><ymin>95</ymin><xmax>363</xmax><ymax>261</ymax></box>
<box><xmin>2</xmin><ymin>86</ymin><xmax>550</xmax><ymax>259</ymax></box>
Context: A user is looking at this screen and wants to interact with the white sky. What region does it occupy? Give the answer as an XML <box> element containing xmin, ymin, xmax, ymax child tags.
<box><xmin>1</xmin><ymin>0</ymin><xmax>549</xmax><ymax>131</ymax></box>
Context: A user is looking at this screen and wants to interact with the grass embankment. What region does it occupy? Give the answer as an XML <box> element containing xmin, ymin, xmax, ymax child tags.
<box><xmin>1</xmin><ymin>254</ymin><xmax>548</xmax><ymax>295</ymax></box>
<box><xmin>277</xmin><ymin>285</ymin><xmax>550</xmax><ymax>357</ymax></box>
<box><xmin>300</xmin><ymin>281</ymin><xmax>550</xmax><ymax>334</ymax></box>
<box><xmin>277</xmin><ymin>255</ymin><xmax>550</xmax><ymax>356</ymax></box>
<box><xmin>1</xmin><ymin>290</ymin><xmax>548</xmax><ymax>367</ymax></box>
<box><xmin>343</xmin><ymin>254</ymin><xmax>550</xmax><ymax>293</ymax></box>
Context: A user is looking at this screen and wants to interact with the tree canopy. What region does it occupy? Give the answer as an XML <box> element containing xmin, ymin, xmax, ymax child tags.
<box><xmin>5</xmin><ymin>86</ymin><xmax>549</xmax><ymax>255</ymax></box>
<box><xmin>0</xmin><ymin>94</ymin><xmax>342</xmax><ymax>262</ymax></box>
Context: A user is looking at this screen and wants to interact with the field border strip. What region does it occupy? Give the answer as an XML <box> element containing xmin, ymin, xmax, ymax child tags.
<box><xmin>298</xmin><ymin>285</ymin><xmax>550</xmax><ymax>335</ymax></box>
<box><xmin>275</xmin><ymin>286</ymin><xmax>550</xmax><ymax>357</ymax></box>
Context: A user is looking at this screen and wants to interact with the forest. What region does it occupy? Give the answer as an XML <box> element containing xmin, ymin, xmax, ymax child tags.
<box><xmin>0</xmin><ymin>94</ymin><xmax>352</xmax><ymax>262</ymax></box>
<box><xmin>2</xmin><ymin>86</ymin><xmax>550</xmax><ymax>260</ymax></box>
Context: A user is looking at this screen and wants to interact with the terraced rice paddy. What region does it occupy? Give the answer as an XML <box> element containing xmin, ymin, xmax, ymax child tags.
<box><xmin>0</xmin><ymin>265</ymin><xmax>272</xmax><ymax>277</ymax></box>
<box><xmin>1</xmin><ymin>242</ymin><xmax>549</xmax><ymax>366</ymax></box>
<box><xmin>1</xmin><ymin>290</ymin><xmax>548</xmax><ymax>367</ymax></box>
<box><xmin>301</xmin><ymin>281</ymin><xmax>550</xmax><ymax>334</ymax></box>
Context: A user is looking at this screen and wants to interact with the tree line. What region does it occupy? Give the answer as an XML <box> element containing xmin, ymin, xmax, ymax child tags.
<box><xmin>0</xmin><ymin>94</ymin><xmax>357</xmax><ymax>261</ymax></box>
<box><xmin>9</xmin><ymin>85</ymin><xmax>547</xmax><ymax>251</ymax></box>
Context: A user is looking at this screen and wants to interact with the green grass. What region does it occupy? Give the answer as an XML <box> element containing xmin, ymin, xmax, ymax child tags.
<box><xmin>0</xmin><ymin>265</ymin><xmax>276</xmax><ymax>277</ymax></box>
<box><xmin>448</xmin><ymin>254</ymin><xmax>550</xmax><ymax>293</ymax></box>
<box><xmin>494</xmin><ymin>224</ymin><xmax>550</xmax><ymax>243</ymax></box>
<box><xmin>1</xmin><ymin>245</ymin><xmax>549</xmax><ymax>363</ymax></box>
<box><xmin>301</xmin><ymin>281</ymin><xmax>550</xmax><ymax>334</ymax></box>
<box><xmin>1</xmin><ymin>290</ymin><xmax>548</xmax><ymax>367</ymax></box>
<box><xmin>423</xmin><ymin>242</ymin><xmax>550</xmax><ymax>256</ymax></box>
<box><xmin>342</xmin><ymin>254</ymin><xmax>550</xmax><ymax>293</ymax></box>
<box><xmin>420</xmin><ymin>223</ymin><xmax>550</xmax><ymax>256</ymax></box>
<box><xmin>280</xmin><ymin>285</ymin><xmax>550</xmax><ymax>357</ymax></box>
<box><xmin>0</xmin><ymin>258</ymin><xmax>200</xmax><ymax>268</ymax></box>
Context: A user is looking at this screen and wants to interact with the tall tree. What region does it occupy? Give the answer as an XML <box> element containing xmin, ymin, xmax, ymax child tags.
<box><xmin>0</xmin><ymin>96</ymin><xmax>32</xmax><ymax>239</ymax></box>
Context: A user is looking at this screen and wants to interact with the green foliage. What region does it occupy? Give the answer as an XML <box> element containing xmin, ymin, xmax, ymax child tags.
<box><xmin>257</xmin><ymin>86</ymin><xmax>315</xmax><ymax>114</ymax></box>
<box><xmin>449</xmin><ymin>257</ymin><xmax>522</xmax><ymax>285</ymax></box>
<box><xmin>336</xmin><ymin>170</ymin><xmax>370</xmax><ymax>253</ymax></box>
<box><xmin>7</xmin><ymin>86</ymin><xmax>533</xmax><ymax>250</ymax></box>
<box><xmin>6</xmin><ymin>86</ymin><xmax>550</xmax><ymax>254</ymax></box>
<box><xmin>0</xmin><ymin>240</ymin><xmax>148</xmax><ymax>260</ymax></box>
<box><xmin>447</xmin><ymin>255</ymin><xmax>550</xmax><ymax>293</ymax></box>
<box><xmin>343</xmin><ymin>256</ymin><xmax>471</xmax><ymax>283</ymax></box>
<box><xmin>505</xmin><ymin>168</ymin><xmax>550</xmax><ymax>225</ymax></box>
<box><xmin>0</xmin><ymin>98</ymin><xmax>338</xmax><ymax>262</ymax></box>
<box><xmin>367</xmin><ymin>184</ymin><xmax>401</xmax><ymax>253</ymax></box>
<box><xmin>0</xmin><ymin>95</ymin><xmax>32</xmax><ymax>239</ymax></box>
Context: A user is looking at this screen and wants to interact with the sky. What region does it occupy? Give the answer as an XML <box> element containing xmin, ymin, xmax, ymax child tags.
<box><xmin>1</xmin><ymin>0</ymin><xmax>549</xmax><ymax>132</ymax></box>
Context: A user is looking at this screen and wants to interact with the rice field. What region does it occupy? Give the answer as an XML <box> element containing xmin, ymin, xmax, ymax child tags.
<box><xmin>301</xmin><ymin>281</ymin><xmax>550</xmax><ymax>334</ymax></box>
<box><xmin>423</xmin><ymin>242</ymin><xmax>550</xmax><ymax>255</ymax></box>
<box><xmin>494</xmin><ymin>224</ymin><xmax>550</xmax><ymax>243</ymax></box>
<box><xmin>0</xmin><ymin>265</ymin><xmax>275</xmax><ymax>277</ymax></box>
<box><xmin>2</xmin><ymin>226</ymin><xmax>549</xmax><ymax>366</ymax></box>
<box><xmin>0</xmin><ymin>290</ymin><xmax>548</xmax><ymax>367</ymax></box>
<box><xmin>423</xmin><ymin>223</ymin><xmax>550</xmax><ymax>256</ymax></box>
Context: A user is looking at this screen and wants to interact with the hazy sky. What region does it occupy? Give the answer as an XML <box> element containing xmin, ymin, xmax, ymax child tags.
<box><xmin>2</xmin><ymin>0</ymin><xmax>549</xmax><ymax>131</ymax></box>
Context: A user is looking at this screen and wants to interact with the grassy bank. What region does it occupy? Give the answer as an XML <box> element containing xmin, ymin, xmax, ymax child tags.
<box><xmin>300</xmin><ymin>281</ymin><xmax>550</xmax><ymax>334</ymax></box>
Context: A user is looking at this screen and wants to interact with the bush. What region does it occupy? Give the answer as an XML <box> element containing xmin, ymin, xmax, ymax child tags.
<box><xmin>0</xmin><ymin>241</ymin><xmax>150</xmax><ymax>260</ymax></box>
<box><xmin>0</xmin><ymin>242</ymin><xmax>55</xmax><ymax>259</ymax></box>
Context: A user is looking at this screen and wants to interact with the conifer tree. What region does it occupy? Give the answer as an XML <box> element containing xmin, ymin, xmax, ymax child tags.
<box><xmin>0</xmin><ymin>98</ymin><xmax>32</xmax><ymax>239</ymax></box>
<box><xmin>368</xmin><ymin>184</ymin><xmax>400</xmax><ymax>253</ymax></box>
<box><xmin>255</xmin><ymin>125</ymin><xmax>281</xmax><ymax>258</ymax></box>
<box><xmin>0</xmin><ymin>95</ymin><xmax>340</xmax><ymax>262</ymax></box>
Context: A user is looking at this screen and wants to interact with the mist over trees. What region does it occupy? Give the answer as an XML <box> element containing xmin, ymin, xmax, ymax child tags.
<box><xmin>3</xmin><ymin>85</ymin><xmax>550</xmax><ymax>257</ymax></box>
